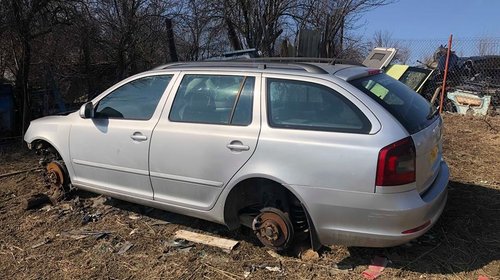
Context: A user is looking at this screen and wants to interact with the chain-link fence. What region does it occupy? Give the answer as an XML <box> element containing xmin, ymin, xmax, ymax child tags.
<box><xmin>385</xmin><ymin>37</ymin><xmax>500</xmax><ymax>115</ymax></box>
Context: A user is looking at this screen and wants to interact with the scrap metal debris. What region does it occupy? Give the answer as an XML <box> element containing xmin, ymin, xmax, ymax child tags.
<box><xmin>82</xmin><ymin>212</ymin><xmax>102</xmax><ymax>224</ymax></box>
<box><xmin>164</xmin><ymin>238</ymin><xmax>195</xmax><ymax>255</ymax></box>
<box><xmin>243</xmin><ymin>263</ymin><xmax>284</xmax><ymax>278</ymax></box>
<box><xmin>362</xmin><ymin>256</ymin><xmax>389</xmax><ymax>280</ymax></box>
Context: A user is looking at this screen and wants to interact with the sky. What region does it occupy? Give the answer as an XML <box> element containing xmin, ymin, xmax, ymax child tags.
<box><xmin>356</xmin><ymin>0</ymin><xmax>500</xmax><ymax>40</ymax></box>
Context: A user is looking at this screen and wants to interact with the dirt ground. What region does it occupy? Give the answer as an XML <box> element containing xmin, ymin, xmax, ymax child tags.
<box><xmin>0</xmin><ymin>114</ymin><xmax>499</xmax><ymax>280</ymax></box>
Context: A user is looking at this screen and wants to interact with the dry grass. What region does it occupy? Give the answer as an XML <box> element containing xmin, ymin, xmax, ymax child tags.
<box><xmin>0</xmin><ymin>114</ymin><xmax>499</xmax><ymax>280</ymax></box>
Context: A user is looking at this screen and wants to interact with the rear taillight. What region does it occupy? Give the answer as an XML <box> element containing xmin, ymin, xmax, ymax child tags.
<box><xmin>376</xmin><ymin>137</ymin><xmax>416</xmax><ymax>186</ymax></box>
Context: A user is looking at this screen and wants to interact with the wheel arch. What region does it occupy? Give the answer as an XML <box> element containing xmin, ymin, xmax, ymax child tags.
<box><xmin>30</xmin><ymin>137</ymin><xmax>62</xmax><ymax>157</ymax></box>
<box><xmin>28</xmin><ymin>136</ymin><xmax>74</xmax><ymax>179</ymax></box>
<box><xmin>222</xmin><ymin>174</ymin><xmax>321</xmax><ymax>250</ymax></box>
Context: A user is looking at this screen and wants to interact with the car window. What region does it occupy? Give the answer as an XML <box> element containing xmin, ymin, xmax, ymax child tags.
<box><xmin>267</xmin><ymin>78</ymin><xmax>371</xmax><ymax>133</ymax></box>
<box><xmin>350</xmin><ymin>73</ymin><xmax>435</xmax><ymax>134</ymax></box>
<box><xmin>169</xmin><ymin>75</ymin><xmax>255</xmax><ymax>125</ymax></box>
<box><xmin>399</xmin><ymin>69</ymin><xmax>429</xmax><ymax>91</ymax></box>
<box><xmin>95</xmin><ymin>75</ymin><xmax>172</xmax><ymax>120</ymax></box>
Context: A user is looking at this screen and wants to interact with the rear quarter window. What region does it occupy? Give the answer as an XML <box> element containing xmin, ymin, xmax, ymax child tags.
<box><xmin>350</xmin><ymin>73</ymin><xmax>436</xmax><ymax>134</ymax></box>
<box><xmin>267</xmin><ymin>78</ymin><xmax>371</xmax><ymax>134</ymax></box>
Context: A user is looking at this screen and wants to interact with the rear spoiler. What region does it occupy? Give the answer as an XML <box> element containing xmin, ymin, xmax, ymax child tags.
<box><xmin>335</xmin><ymin>68</ymin><xmax>383</xmax><ymax>81</ymax></box>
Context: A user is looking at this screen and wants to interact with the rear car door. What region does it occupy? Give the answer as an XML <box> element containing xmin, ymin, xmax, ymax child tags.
<box><xmin>149</xmin><ymin>72</ymin><xmax>261</xmax><ymax>210</ymax></box>
<box><xmin>69</xmin><ymin>73</ymin><xmax>177</xmax><ymax>199</ymax></box>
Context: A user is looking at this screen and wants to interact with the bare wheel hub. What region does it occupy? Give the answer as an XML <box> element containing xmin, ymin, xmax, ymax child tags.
<box><xmin>252</xmin><ymin>208</ymin><xmax>294</xmax><ymax>250</ymax></box>
<box><xmin>46</xmin><ymin>161</ymin><xmax>67</xmax><ymax>202</ymax></box>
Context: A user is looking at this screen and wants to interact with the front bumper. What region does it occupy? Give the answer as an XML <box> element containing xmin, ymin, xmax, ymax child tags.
<box><xmin>294</xmin><ymin>161</ymin><xmax>449</xmax><ymax>247</ymax></box>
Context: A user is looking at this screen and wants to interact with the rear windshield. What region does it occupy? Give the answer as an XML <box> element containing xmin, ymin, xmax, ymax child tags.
<box><xmin>350</xmin><ymin>73</ymin><xmax>436</xmax><ymax>134</ymax></box>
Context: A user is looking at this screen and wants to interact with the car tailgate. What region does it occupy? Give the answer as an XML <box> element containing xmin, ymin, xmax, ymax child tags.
<box><xmin>411</xmin><ymin>117</ymin><xmax>443</xmax><ymax>194</ymax></box>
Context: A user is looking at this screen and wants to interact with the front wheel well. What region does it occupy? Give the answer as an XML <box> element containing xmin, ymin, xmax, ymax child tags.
<box><xmin>31</xmin><ymin>139</ymin><xmax>56</xmax><ymax>152</ymax></box>
<box><xmin>30</xmin><ymin>139</ymin><xmax>63</xmax><ymax>162</ymax></box>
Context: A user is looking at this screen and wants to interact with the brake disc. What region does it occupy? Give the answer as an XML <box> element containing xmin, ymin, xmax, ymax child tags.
<box><xmin>252</xmin><ymin>207</ymin><xmax>294</xmax><ymax>250</ymax></box>
<box><xmin>45</xmin><ymin>161</ymin><xmax>68</xmax><ymax>203</ymax></box>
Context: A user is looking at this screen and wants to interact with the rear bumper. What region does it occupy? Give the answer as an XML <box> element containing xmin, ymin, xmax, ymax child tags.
<box><xmin>294</xmin><ymin>161</ymin><xmax>449</xmax><ymax>247</ymax></box>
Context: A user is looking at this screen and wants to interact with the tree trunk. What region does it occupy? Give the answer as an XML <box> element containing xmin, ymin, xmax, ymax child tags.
<box><xmin>15</xmin><ymin>38</ymin><xmax>31</xmax><ymax>136</ymax></box>
<box><xmin>165</xmin><ymin>18</ymin><xmax>178</xmax><ymax>62</ymax></box>
<box><xmin>81</xmin><ymin>26</ymin><xmax>93</xmax><ymax>101</ymax></box>
<box><xmin>225</xmin><ymin>17</ymin><xmax>242</xmax><ymax>51</ymax></box>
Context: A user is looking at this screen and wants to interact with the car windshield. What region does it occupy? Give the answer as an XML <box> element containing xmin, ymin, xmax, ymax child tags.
<box><xmin>350</xmin><ymin>73</ymin><xmax>437</xmax><ymax>134</ymax></box>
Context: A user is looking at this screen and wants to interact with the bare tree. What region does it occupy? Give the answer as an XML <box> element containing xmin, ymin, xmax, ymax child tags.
<box><xmin>174</xmin><ymin>0</ymin><xmax>226</xmax><ymax>60</ymax></box>
<box><xmin>0</xmin><ymin>0</ymin><xmax>401</xmax><ymax>134</ymax></box>
<box><xmin>1</xmin><ymin>0</ymin><xmax>75</xmax><ymax>133</ymax></box>
<box><xmin>222</xmin><ymin>0</ymin><xmax>304</xmax><ymax>56</ymax></box>
<box><xmin>299</xmin><ymin>0</ymin><xmax>395</xmax><ymax>58</ymax></box>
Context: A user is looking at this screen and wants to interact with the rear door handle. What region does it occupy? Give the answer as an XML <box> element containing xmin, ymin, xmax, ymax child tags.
<box><xmin>131</xmin><ymin>132</ymin><xmax>148</xmax><ymax>141</ymax></box>
<box><xmin>227</xmin><ymin>140</ymin><xmax>250</xmax><ymax>151</ymax></box>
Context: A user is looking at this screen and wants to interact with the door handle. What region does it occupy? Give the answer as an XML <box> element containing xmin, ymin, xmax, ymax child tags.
<box><xmin>131</xmin><ymin>132</ymin><xmax>148</xmax><ymax>141</ymax></box>
<box><xmin>226</xmin><ymin>140</ymin><xmax>250</xmax><ymax>151</ymax></box>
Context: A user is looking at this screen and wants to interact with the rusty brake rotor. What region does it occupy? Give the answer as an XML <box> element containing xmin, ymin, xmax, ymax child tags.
<box><xmin>252</xmin><ymin>207</ymin><xmax>294</xmax><ymax>250</ymax></box>
<box><xmin>46</xmin><ymin>161</ymin><xmax>68</xmax><ymax>202</ymax></box>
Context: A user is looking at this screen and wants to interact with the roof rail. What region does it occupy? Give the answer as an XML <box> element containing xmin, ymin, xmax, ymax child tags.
<box><xmin>155</xmin><ymin>61</ymin><xmax>330</xmax><ymax>74</ymax></box>
<box><xmin>230</xmin><ymin>57</ymin><xmax>364</xmax><ymax>66</ymax></box>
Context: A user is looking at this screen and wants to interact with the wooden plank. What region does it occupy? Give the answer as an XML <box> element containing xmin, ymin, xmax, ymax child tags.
<box><xmin>174</xmin><ymin>230</ymin><xmax>239</xmax><ymax>252</ymax></box>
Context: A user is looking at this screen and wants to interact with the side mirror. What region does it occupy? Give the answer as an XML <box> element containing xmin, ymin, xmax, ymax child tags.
<box><xmin>79</xmin><ymin>102</ymin><xmax>94</xmax><ymax>119</ymax></box>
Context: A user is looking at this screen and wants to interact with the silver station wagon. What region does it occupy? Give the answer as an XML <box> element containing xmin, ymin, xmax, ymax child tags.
<box><xmin>24</xmin><ymin>60</ymin><xmax>449</xmax><ymax>250</ymax></box>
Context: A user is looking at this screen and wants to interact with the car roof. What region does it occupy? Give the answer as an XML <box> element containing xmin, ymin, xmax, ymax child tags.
<box><xmin>148</xmin><ymin>60</ymin><xmax>373</xmax><ymax>81</ymax></box>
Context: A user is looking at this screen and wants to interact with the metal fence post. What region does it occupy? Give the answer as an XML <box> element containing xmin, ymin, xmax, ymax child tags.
<box><xmin>439</xmin><ymin>34</ymin><xmax>453</xmax><ymax>114</ymax></box>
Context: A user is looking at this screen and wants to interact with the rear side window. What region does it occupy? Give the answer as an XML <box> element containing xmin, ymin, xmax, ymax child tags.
<box><xmin>169</xmin><ymin>75</ymin><xmax>254</xmax><ymax>125</ymax></box>
<box><xmin>267</xmin><ymin>78</ymin><xmax>371</xmax><ymax>133</ymax></box>
<box><xmin>95</xmin><ymin>75</ymin><xmax>172</xmax><ymax>120</ymax></box>
<box><xmin>350</xmin><ymin>73</ymin><xmax>434</xmax><ymax>134</ymax></box>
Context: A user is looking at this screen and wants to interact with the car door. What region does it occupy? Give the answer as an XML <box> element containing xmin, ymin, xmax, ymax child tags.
<box><xmin>149</xmin><ymin>72</ymin><xmax>261</xmax><ymax>210</ymax></box>
<box><xmin>69</xmin><ymin>73</ymin><xmax>177</xmax><ymax>200</ymax></box>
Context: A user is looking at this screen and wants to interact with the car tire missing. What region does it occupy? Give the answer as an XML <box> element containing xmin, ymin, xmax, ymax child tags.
<box><xmin>252</xmin><ymin>207</ymin><xmax>295</xmax><ymax>251</ymax></box>
<box><xmin>34</xmin><ymin>141</ymin><xmax>71</xmax><ymax>203</ymax></box>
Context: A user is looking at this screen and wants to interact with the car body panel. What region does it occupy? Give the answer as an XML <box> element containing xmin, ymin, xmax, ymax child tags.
<box><xmin>251</xmin><ymin>73</ymin><xmax>391</xmax><ymax>193</ymax></box>
<box><xmin>24</xmin><ymin>114</ymin><xmax>76</xmax><ymax>178</ymax></box>
<box><xmin>69</xmin><ymin>72</ymin><xmax>179</xmax><ymax>200</ymax></box>
<box><xmin>411</xmin><ymin>116</ymin><xmax>443</xmax><ymax>195</ymax></box>
<box><xmin>294</xmin><ymin>161</ymin><xmax>448</xmax><ymax>247</ymax></box>
<box><xmin>149</xmin><ymin>71</ymin><xmax>262</xmax><ymax>210</ymax></box>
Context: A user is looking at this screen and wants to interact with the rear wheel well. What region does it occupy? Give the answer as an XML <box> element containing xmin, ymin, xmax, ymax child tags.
<box><xmin>224</xmin><ymin>177</ymin><xmax>321</xmax><ymax>250</ymax></box>
<box><xmin>224</xmin><ymin>178</ymin><xmax>303</xmax><ymax>229</ymax></box>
